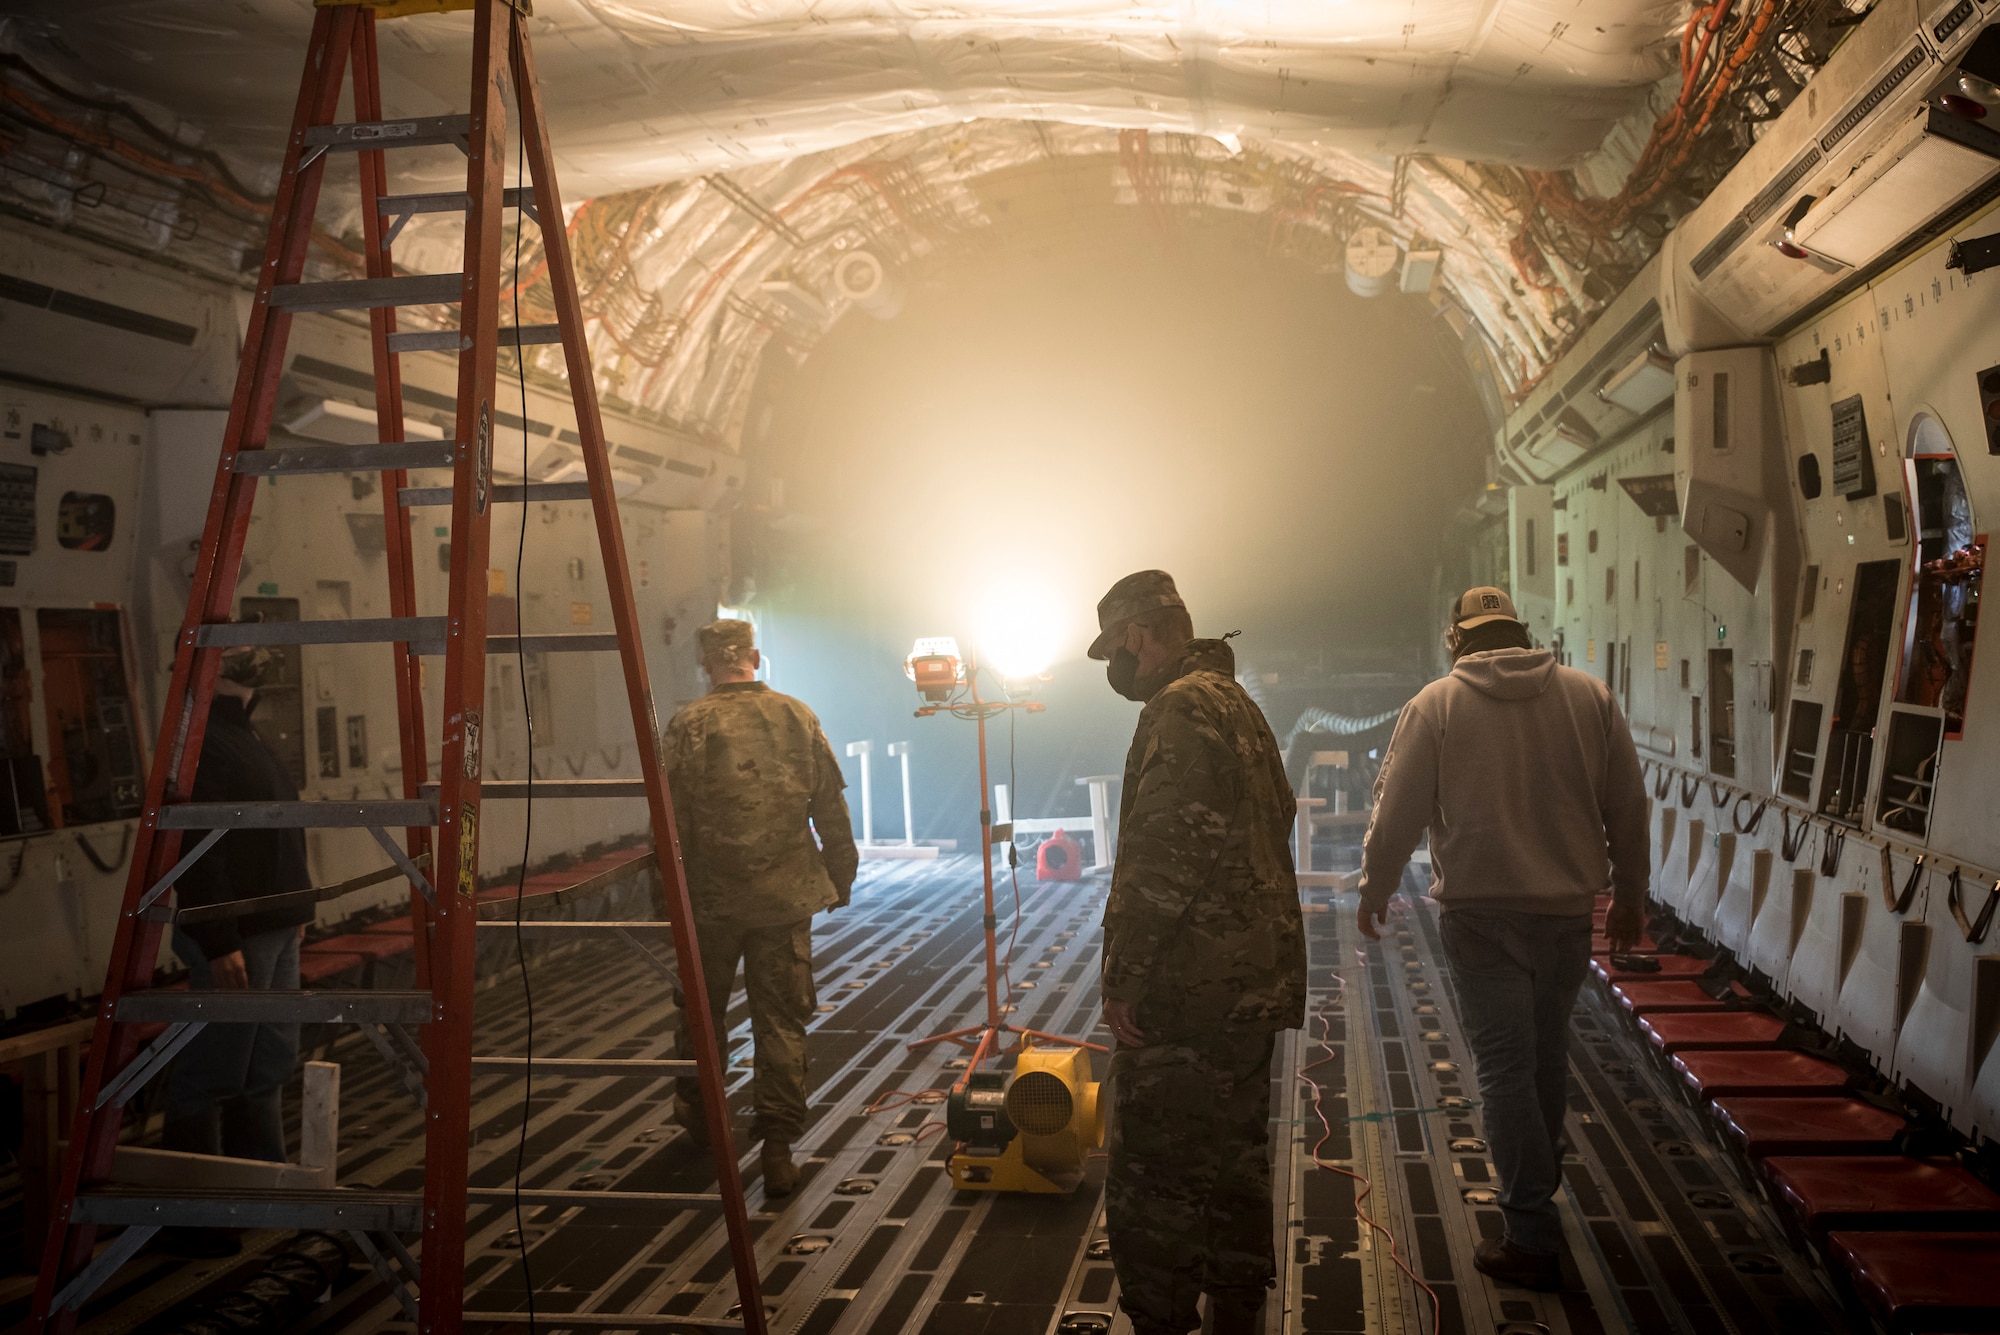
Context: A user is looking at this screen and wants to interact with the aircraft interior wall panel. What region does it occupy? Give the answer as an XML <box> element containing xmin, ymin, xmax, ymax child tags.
<box><xmin>1682</xmin><ymin>823</ymin><xmax>1728</xmax><ymax>939</ymax></box>
<box><xmin>1713</xmin><ymin>841</ymin><xmax>1773</xmax><ymax>963</ymax></box>
<box><xmin>1781</xmin><ymin>861</ymin><xmax>1848</xmax><ymax>1024</ymax></box>
<box><xmin>0</xmin><ymin>385</ymin><xmax>152</xmax><ymax>1016</ymax></box>
<box><xmin>1867</xmin><ymin>202</ymin><xmax>2000</xmax><ymax>873</ymax></box>
<box><xmin>1746</xmin><ymin>865</ymin><xmax>1816</xmax><ymax>992</ymax></box>
<box><xmin>1894</xmin><ymin>907</ymin><xmax>1979</xmax><ymax>1130</ymax></box>
<box><xmin>1830</xmin><ymin>855</ymin><xmax>1917</xmax><ymax>1058</ymax></box>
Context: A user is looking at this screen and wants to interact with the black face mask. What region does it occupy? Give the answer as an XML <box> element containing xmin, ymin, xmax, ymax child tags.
<box><xmin>1106</xmin><ymin>648</ymin><xmax>1147</xmax><ymax>702</ymax></box>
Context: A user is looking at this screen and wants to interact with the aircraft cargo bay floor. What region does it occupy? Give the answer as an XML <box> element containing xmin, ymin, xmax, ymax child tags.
<box><xmin>8</xmin><ymin>855</ymin><xmax>1854</xmax><ymax>1335</ymax></box>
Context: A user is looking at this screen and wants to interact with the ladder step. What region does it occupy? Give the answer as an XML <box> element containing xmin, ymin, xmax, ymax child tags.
<box><xmin>386</xmin><ymin>324</ymin><xmax>562</xmax><ymax>354</ymax></box>
<box><xmin>235</xmin><ymin>440</ymin><xmax>457</xmax><ymax>476</ymax></box>
<box><xmin>445</xmin><ymin>633</ymin><xmax>622</xmax><ymax>656</ymax></box>
<box><xmin>470</xmin><ymin>1057</ymin><xmax>694</xmax><ymax>1078</ymax></box>
<box><xmin>472</xmin><ymin>921</ymin><xmax>672</xmax><ymax>936</ymax></box>
<box><xmin>424</xmin><ymin>780</ymin><xmax>647</xmax><ymax>800</ymax></box>
<box><xmin>462</xmin><ymin>1188</ymin><xmax>725</xmax><ymax>1211</ymax></box>
<box><xmin>270</xmin><ymin>273</ymin><xmax>463</xmax><ymax>313</ymax></box>
<box><xmin>377</xmin><ymin>186</ymin><xmax>533</xmax><ymax>216</ymax></box>
<box><xmin>195</xmin><ymin>617</ymin><xmax>442</xmax><ymax>649</ymax></box>
<box><xmin>400</xmin><ymin>480</ymin><xmax>591</xmax><ymax>507</ymax></box>
<box><xmin>464</xmin><ymin>1317</ymin><xmax>742</xmax><ymax>1330</ymax></box>
<box><xmin>116</xmin><ymin>989</ymin><xmax>433</xmax><ymax>1025</ymax></box>
<box><xmin>304</xmin><ymin>115</ymin><xmax>470</xmax><ymax>154</ymax></box>
<box><xmin>157</xmin><ymin>799</ymin><xmax>437</xmax><ymax>829</ymax></box>
<box><xmin>72</xmin><ymin>1186</ymin><xmax>421</xmax><ymax>1232</ymax></box>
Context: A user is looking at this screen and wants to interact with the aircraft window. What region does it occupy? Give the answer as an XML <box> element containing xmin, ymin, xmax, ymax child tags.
<box><xmin>36</xmin><ymin>608</ymin><xmax>143</xmax><ymax>826</ymax></box>
<box><xmin>1708</xmin><ymin>649</ymin><xmax>1737</xmax><ymax>777</ymax></box>
<box><xmin>237</xmin><ymin>596</ymin><xmax>307</xmax><ymax>787</ymax></box>
<box><xmin>1690</xmin><ymin>696</ymin><xmax>1702</xmax><ymax>760</ymax></box>
<box><xmin>0</xmin><ymin>608</ymin><xmax>48</xmax><ymax>836</ymax></box>
<box><xmin>1894</xmin><ymin>423</ymin><xmax>1982</xmax><ymax>736</ymax></box>
<box><xmin>1819</xmin><ymin>560</ymin><xmax>1901</xmax><ymax>824</ymax></box>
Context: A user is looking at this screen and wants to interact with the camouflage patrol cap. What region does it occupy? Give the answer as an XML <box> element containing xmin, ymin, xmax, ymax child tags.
<box><xmin>1088</xmin><ymin>570</ymin><xmax>1185</xmax><ymax>660</ymax></box>
<box><xmin>697</xmin><ymin>618</ymin><xmax>756</xmax><ymax>663</ymax></box>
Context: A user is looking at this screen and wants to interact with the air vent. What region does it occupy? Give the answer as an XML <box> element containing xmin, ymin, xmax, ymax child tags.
<box><xmin>1933</xmin><ymin>0</ymin><xmax>1974</xmax><ymax>44</ymax></box>
<box><xmin>1691</xmin><ymin>219</ymin><xmax>1752</xmax><ymax>279</ymax></box>
<box><xmin>1820</xmin><ymin>45</ymin><xmax>1929</xmax><ymax>156</ymax></box>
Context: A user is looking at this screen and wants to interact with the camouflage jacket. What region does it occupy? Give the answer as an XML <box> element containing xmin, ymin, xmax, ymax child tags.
<box><xmin>1104</xmin><ymin>638</ymin><xmax>1306</xmax><ymax>1034</ymax></box>
<box><xmin>663</xmin><ymin>682</ymin><xmax>859</xmax><ymax>928</ymax></box>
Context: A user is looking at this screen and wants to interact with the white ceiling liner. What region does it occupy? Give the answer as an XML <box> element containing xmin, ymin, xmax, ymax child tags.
<box><xmin>12</xmin><ymin>0</ymin><xmax>1688</xmax><ymax>195</ymax></box>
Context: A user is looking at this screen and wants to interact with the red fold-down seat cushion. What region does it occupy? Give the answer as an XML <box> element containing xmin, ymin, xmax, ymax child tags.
<box><xmin>1824</xmin><ymin>1231</ymin><xmax>2000</xmax><ymax>1333</ymax></box>
<box><xmin>1593</xmin><ymin>953</ymin><xmax>1711</xmax><ymax>984</ymax></box>
<box><xmin>1710</xmin><ymin>1096</ymin><xmax>1906</xmax><ymax>1158</ymax></box>
<box><xmin>1612</xmin><ymin>979</ymin><xmax>1752</xmax><ymax>1014</ymax></box>
<box><xmin>1638</xmin><ymin>1011</ymin><xmax>1787</xmax><ymax>1055</ymax></box>
<box><xmin>1765</xmin><ymin>1157</ymin><xmax>2000</xmax><ymax>1237</ymax></box>
<box><xmin>1671</xmin><ymin>1049</ymin><xmax>1849</xmax><ymax>1100</ymax></box>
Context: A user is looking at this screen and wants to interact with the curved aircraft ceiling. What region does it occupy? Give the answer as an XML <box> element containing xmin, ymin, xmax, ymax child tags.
<box><xmin>3</xmin><ymin>0</ymin><xmax>1749</xmax><ymax>444</ymax></box>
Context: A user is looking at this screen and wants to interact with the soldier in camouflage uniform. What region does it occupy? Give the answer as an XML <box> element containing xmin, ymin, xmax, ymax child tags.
<box><xmin>1089</xmin><ymin>571</ymin><xmax>1307</xmax><ymax>1335</ymax></box>
<box><xmin>664</xmin><ymin>619</ymin><xmax>859</xmax><ymax>1196</ymax></box>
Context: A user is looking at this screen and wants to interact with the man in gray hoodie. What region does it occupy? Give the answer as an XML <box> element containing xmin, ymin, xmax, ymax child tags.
<box><xmin>1357</xmin><ymin>587</ymin><xmax>1649</xmax><ymax>1290</ymax></box>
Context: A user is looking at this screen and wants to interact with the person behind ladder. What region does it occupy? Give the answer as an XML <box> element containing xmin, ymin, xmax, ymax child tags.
<box><xmin>161</xmin><ymin>641</ymin><xmax>314</xmax><ymax>1257</ymax></box>
<box><xmin>663</xmin><ymin>618</ymin><xmax>858</xmax><ymax>1196</ymax></box>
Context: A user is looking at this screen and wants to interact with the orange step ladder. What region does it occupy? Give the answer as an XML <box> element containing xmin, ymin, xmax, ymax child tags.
<box><xmin>30</xmin><ymin>2</ymin><xmax>766</xmax><ymax>1330</ymax></box>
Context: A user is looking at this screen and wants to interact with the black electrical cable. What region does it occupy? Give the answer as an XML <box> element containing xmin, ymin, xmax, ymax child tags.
<box><xmin>507</xmin><ymin>118</ymin><xmax>539</xmax><ymax>1335</ymax></box>
<box><xmin>1002</xmin><ymin>685</ymin><xmax>1022</xmax><ymax>997</ymax></box>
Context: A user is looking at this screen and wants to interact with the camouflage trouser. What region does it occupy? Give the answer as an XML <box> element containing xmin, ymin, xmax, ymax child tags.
<box><xmin>1105</xmin><ymin>1029</ymin><xmax>1278</xmax><ymax>1335</ymax></box>
<box><xmin>674</xmin><ymin>916</ymin><xmax>817</xmax><ymax>1144</ymax></box>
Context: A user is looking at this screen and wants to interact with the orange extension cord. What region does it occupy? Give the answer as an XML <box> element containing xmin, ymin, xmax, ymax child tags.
<box><xmin>1298</xmin><ymin>964</ymin><xmax>1444</xmax><ymax>1335</ymax></box>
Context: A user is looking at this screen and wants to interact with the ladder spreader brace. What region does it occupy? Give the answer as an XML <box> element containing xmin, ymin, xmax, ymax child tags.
<box><xmin>30</xmin><ymin>2</ymin><xmax>767</xmax><ymax>1331</ymax></box>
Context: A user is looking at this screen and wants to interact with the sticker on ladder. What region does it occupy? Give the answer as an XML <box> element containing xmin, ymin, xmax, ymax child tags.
<box><xmin>458</xmin><ymin>803</ymin><xmax>478</xmax><ymax>901</ymax></box>
<box><xmin>463</xmin><ymin>710</ymin><xmax>481</xmax><ymax>780</ymax></box>
<box><xmin>474</xmin><ymin>399</ymin><xmax>491</xmax><ymax>515</ymax></box>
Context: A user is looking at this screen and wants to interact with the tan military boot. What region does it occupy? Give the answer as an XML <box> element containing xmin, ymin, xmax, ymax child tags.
<box><xmin>761</xmin><ymin>1140</ymin><xmax>800</xmax><ymax>1197</ymax></box>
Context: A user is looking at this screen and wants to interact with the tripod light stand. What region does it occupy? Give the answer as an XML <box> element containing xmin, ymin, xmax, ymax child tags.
<box><xmin>902</xmin><ymin>641</ymin><xmax>1103</xmax><ymax>1073</ymax></box>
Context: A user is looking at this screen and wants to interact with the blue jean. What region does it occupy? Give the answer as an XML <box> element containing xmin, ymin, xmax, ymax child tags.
<box><xmin>164</xmin><ymin>926</ymin><xmax>301</xmax><ymax>1163</ymax></box>
<box><xmin>1439</xmin><ymin>908</ymin><xmax>1593</xmax><ymax>1255</ymax></box>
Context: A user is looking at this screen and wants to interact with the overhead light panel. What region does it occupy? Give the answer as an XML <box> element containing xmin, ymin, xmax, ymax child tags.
<box><xmin>1790</xmin><ymin>104</ymin><xmax>2000</xmax><ymax>269</ymax></box>
<box><xmin>1599</xmin><ymin>349</ymin><xmax>1675</xmax><ymax>414</ymax></box>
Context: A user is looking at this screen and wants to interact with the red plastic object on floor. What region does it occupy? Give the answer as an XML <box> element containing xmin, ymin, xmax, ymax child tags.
<box><xmin>1036</xmin><ymin>829</ymin><xmax>1083</xmax><ymax>882</ymax></box>
<box><xmin>1825</xmin><ymin>1231</ymin><xmax>2000</xmax><ymax>1333</ymax></box>
<box><xmin>1765</xmin><ymin>1157</ymin><xmax>2000</xmax><ymax>1238</ymax></box>
<box><xmin>1638</xmin><ymin>1010</ymin><xmax>1787</xmax><ymax>1054</ymax></box>
<box><xmin>1612</xmin><ymin>979</ymin><xmax>1752</xmax><ymax>1013</ymax></box>
<box><xmin>1593</xmin><ymin>953</ymin><xmax>1710</xmax><ymax>984</ymax></box>
<box><xmin>1671</xmin><ymin>1049</ymin><xmax>1850</xmax><ymax>1100</ymax></box>
<box><xmin>1711</xmin><ymin>1096</ymin><xmax>1906</xmax><ymax>1158</ymax></box>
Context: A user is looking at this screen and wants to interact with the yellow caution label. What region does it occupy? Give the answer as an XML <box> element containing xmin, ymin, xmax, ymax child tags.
<box><xmin>457</xmin><ymin>803</ymin><xmax>478</xmax><ymax>902</ymax></box>
<box><xmin>1586</xmin><ymin>639</ymin><xmax>1596</xmax><ymax>663</ymax></box>
<box><xmin>571</xmin><ymin>601</ymin><xmax>594</xmax><ymax>625</ymax></box>
<box><xmin>1655</xmin><ymin>641</ymin><xmax>1669</xmax><ymax>670</ymax></box>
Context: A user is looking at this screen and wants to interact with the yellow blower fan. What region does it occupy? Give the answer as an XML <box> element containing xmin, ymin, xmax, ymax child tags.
<box><xmin>945</xmin><ymin>1041</ymin><xmax>1103</xmax><ymax>1193</ymax></box>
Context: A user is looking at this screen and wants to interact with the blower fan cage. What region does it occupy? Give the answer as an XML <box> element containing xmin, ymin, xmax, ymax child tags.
<box><xmin>1004</xmin><ymin>1069</ymin><xmax>1076</xmax><ymax>1136</ymax></box>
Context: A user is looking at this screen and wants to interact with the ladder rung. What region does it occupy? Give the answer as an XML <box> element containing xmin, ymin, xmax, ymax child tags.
<box><xmin>424</xmin><ymin>780</ymin><xmax>647</xmax><ymax>800</ymax></box>
<box><xmin>470</xmin><ymin>1057</ymin><xmax>694</xmax><ymax>1077</ymax></box>
<box><xmin>386</xmin><ymin>324</ymin><xmax>563</xmax><ymax>354</ymax></box>
<box><xmin>157</xmin><ymin>799</ymin><xmax>437</xmax><ymax>829</ymax></box>
<box><xmin>304</xmin><ymin>115</ymin><xmax>470</xmax><ymax>153</ymax></box>
<box><xmin>271</xmin><ymin>273</ymin><xmax>463</xmax><ymax>313</ymax></box>
<box><xmin>400</xmin><ymin>481</ymin><xmax>592</xmax><ymax>507</ymax></box>
<box><xmin>472</xmin><ymin>921</ymin><xmax>672</xmax><ymax>936</ymax></box>
<box><xmin>462</xmin><ymin>1188</ymin><xmax>725</xmax><ymax>1211</ymax></box>
<box><xmin>117</xmin><ymin>989</ymin><xmax>432</xmax><ymax>1025</ymax></box>
<box><xmin>72</xmin><ymin>1186</ymin><xmax>421</xmax><ymax>1232</ymax></box>
<box><xmin>464</xmin><ymin>1317</ymin><xmax>742</xmax><ymax>1330</ymax></box>
<box><xmin>377</xmin><ymin>186</ymin><xmax>533</xmax><ymax>216</ymax></box>
<box><xmin>195</xmin><ymin>617</ymin><xmax>442</xmax><ymax>649</ymax></box>
<box><xmin>236</xmin><ymin>440</ymin><xmax>457</xmax><ymax>476</ymax></box>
